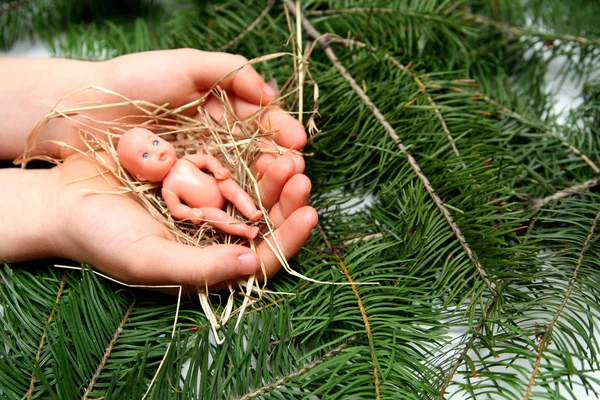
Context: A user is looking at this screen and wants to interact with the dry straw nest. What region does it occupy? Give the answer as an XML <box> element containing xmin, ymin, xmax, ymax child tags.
<box><xmin>16</xmin><ymin>55</ymin><xmax>320</xmax><ymax>343</ymax></box>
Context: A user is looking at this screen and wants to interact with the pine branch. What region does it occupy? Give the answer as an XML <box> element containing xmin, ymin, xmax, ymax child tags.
<box><xmin>216</xmin><ymin>0</ymin><xmax>275</xmax><ymax>52</ymax></box>
<box><xmin>481</xmin><ymin>92</ymin><xmax>600</xmax><ymax>174</ymax></box>
<box><xmin>286</xmin><ymin>0</ymin><xmax>498</xmax><ymax>297</ymax></box>
<box><xmin>317</xmin><ymin>222</ymin><xmax>381</xmax><ymax>399</ymax></box>
<box><xmin>325</xmin><ymin>36</ymin><xmax>464</xmax><ymax>162</ymax></box>
<box><xmin>82</xmin><ymin>298</ymin><xmax>136</xmax><ymax>399</ymax></box>
<box><xmin>24</xmin><ymin>276</ymin><xmax>66</xmax><ymax>399</ymax></box>
<box><xmin>443</xmin><ymin>87</ymin><xmax>600</xmax><ymax>174</ymax></box>
<box><xmin>306</xmin><ymin>7</ymin><xmax>600</xmax><ymax>46</ymax></box>
<box><xmin>531</xmin><ymin>177</ymin><xmax>600</xmax><ymax>210</ymax></box>
<box><xmin>305</xmin><ymin>6</ymin><xmax>455</xmax><ymax>26</ymax></box>
<box><xmin>235</xmin><ymin>338</ymin><xmax>356</xmax><ymax>400</ymax></box>
<box><xmin>0</xmin><ymin>0</ymin><xmax>36</xmax><ymax>14</ymax></box>
<box><xmin>524</xmin><ymin>209</ymin><xmax>600</xmax><ymax>399</ymax></box>
<box><xmin>469</xmin><ymin>14</ymin><xmax>600</xmax><ymax>46</ymax></box>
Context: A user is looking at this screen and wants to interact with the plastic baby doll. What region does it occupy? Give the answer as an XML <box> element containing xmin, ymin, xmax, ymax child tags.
<box><xmin>117</xmin><ymin>128</ymin><xmax>262</xmax><ymax>239</ymax></box>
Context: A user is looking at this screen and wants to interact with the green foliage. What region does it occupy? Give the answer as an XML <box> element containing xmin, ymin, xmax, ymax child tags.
<box><xmin>2</xmin><ymin>0</ymin><xmax>600</xmax><ymax>398</ymax></box>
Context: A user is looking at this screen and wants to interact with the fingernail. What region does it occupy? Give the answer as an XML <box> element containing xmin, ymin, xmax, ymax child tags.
<box><xmin>263</xmin><ymin>83</ymin><xmax>277</xmax><ymax>98</ymax></box>
<box><xmin>237</xmin><ymin>253</ymin><xmax>259</xmax><ymax>275</ymax></box>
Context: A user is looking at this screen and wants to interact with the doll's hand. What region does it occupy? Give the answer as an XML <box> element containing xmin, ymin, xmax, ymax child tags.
<box><xmin>46</xmin><ymin>152</ymin><xmax>316</xmax><ymax>288</ymax></box>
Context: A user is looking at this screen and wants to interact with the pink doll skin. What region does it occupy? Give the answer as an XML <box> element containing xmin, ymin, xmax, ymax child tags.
<box><xmin>117</xmin><ymin>128</ymin><xmax>263</xmax><ymax>239</ymax></box>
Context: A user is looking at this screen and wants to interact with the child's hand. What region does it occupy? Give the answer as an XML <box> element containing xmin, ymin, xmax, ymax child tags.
<box><xmin>44</xmin><ymin>151</ymin><xmax>315</xmax><ymax>288</ymax></box>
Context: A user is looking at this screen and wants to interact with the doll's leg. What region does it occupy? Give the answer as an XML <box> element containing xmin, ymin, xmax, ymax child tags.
<box><xmin>199</xmin><ymin>207</ymin><xmax>259</xmax><ymax>239</ymax></box>
<box><xmin>217</xmin><ymin>179</ymin><xmax>262</xmax><ymax>221</ymax></box>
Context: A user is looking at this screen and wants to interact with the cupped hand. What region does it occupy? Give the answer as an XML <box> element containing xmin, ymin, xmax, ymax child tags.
<box><xmin>48</xmin><ymin>151</ymin><xmax>317</xmax><ymax>289</ymax></box>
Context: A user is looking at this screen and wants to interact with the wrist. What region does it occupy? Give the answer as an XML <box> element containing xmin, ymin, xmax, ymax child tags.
<box><xmin>0</xmin><ymin>167</ymin><xmax>62</xmax><ymax>262</ymax></box>
<box><xmin>0</xmin><ymin>58</ymin><xmax>107</xmax><ymax>161</ymax></box>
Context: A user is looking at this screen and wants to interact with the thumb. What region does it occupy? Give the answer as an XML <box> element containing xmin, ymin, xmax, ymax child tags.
<box><xmin>128</xmin><ymin>237</ymin><xmax>260</xmax><ymax>287</ymax></box>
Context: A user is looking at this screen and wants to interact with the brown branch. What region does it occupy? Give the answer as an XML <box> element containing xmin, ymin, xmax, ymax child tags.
<box><xmin>316</xmin><ymin>222</ymin><xmax>381</xmax><ymax>399</ymax></box>
<box><xmin>524</xmin><ymin>209</ymin><xmax>600</xmax><ymax>399</ymax></box>
<box><xmin>235</xmin><ymin>338</ymin><xmax>355</xmax><ymax>400</ymax></box>
<box><xmin>24</xmin><ymin>277</ymin><xmax>66</xmax><ymax>399</ymax></box>
<box><xmin>82</xmin><ymin>299</ymin><xmax>136</xmax><ymax>399</ymax></box>
<box><xmin>286</xmin><ymin>0</ymin><xmax>498</xmax><ymax>297</ymax></box>
<box><xmin>339</xmin><ymin>257</ymin><xmax>380</xmax><ymax>397</ymax></box>
<box><xmin>216</xmin><ymin>0</ymin><xmax>275</xmax><ymax>52</ymax></box>
<box><xmin>530</xmin><ymin>177</ymin><xmax>600</xmax><ymax>210</ymax></box>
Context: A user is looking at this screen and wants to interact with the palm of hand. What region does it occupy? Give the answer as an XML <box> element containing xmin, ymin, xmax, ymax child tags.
<box><xmin>52</xmin><ymin>150</ymin><xmax>316</xmax><ymax>288</ymax></box>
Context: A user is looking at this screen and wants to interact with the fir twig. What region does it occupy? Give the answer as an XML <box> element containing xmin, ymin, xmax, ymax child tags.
<box><xmin>531</xmin><ymin>177</ymin><xmax>600</xmax><ymax>210</ymax></box>
<box><xmin>524</xmin><ymin>209</ymin><xmax>600</xmax><ymax>399</ymax></box>
<box><xmin>82</xmin><ymin>299</ymin><xmax>136</xmax><ymax>399</ymax></box>
<box><xmin>326</xmin><ymin>36</ymin><xmax>464</xmax><ymax>162</ymax></box>
<box><xmin>306</xmin><ymin>8</ymin><xmax>600</xmax><ymax>46</ymax></box>
<box><xmin>317</xmin><ymin>222</ymin><xmax>381</xmax><ymax>399</ymax></box>
<box><xmin>234</xmin><ymin>338</ymin><xmax>356</xmax><ymax>400</ymax></box>
<box><xmin>216</xmin><ymin>0</ymin><xmax>275</xmax><ymax>52</ymax></box>
<box><xmin>0</xmin><ymin>0</ymin><xmax>35</xmax><ymax>14</ymax></box>
<box><xmin>438</xmin><ymin>297</ymin><xmax>499</xmax><ymax>398</ymax></box>
<box><xmin>24</xmin><ymin>276</ymin><xmax>66</xmax><ymax>399</ymax></box>
<box><xmin>458</xmin><ymin>89</ymin><xmax>600</xmax><ymax>174</ymax></box>
<box><xmin>286</xmin><ymin>0</ymin><xmax>498</xmax><ymax>297</ymax></box>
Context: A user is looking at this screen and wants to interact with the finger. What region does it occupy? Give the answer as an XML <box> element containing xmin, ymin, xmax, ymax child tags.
<box><xmin>257</xmin><ymin>156</ymin><xmax>296</xmax><ymax>210</ymax></box>
<box><xmin>175</xmin><ymin>49</ymin><xmax>277</xmax><ymax>105</ymax></box>
<box><xmin>258</xmin><ymin>206</ymin><xmax>318</xmax><ymax>280</ymax></box>
<box><xmin>268</xmin><ymin>174</ymin><xmax>312</xmax><ymax>227</ymax></box>
<box><xmin>201</xmin><ymin>95</ymin><xmax>227</xmax><ymax>123</ymax></box>
<box><xmin>232</xmin><ymin>97</ymin><xmax>307</xmax><ymax>150</ymax></box>
<box><xmin>253</xmin><ymin>151</ymin><xmax>305</xmax><ymax>179</ymax></box>
<box><xmin>252</xmin><ymin>153</ymin><xmax>276</xmax><ymax>177</ymax></box>
<box><xmin>127</xmin><ymin>237</ymin><xmax>261</xmax><ymax>287</ymax></box>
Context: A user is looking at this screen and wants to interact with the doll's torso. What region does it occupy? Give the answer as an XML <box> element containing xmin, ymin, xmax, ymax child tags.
<box><xmin>162</xmin><ymin>158</ymin><xmax>225</xmax><ymax>208</ymax></box>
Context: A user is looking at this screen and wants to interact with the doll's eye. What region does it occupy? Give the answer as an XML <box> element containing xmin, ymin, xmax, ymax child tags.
<box><xmin>153</xmin><ymin>140</ymin><xmax>159</xmax><ymax>146</ymax></box>
<box><xmin>143</xmin><ymin>153</ymin><xmax>149</xmax><ymax>160</ymax></box>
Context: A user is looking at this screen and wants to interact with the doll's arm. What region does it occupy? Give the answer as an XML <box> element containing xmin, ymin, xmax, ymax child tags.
<box><xmin>162</xmin><ymin>188</ymin><xmax>204</xmax><ymax>223</ymax></box>
<box><xmin>182</xmin><ymin>154</ymin><xmax>231</xmax><ymax>180</ymax></box>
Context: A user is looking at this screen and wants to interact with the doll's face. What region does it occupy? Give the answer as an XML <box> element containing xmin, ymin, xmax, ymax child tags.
<box><xmin>117</xmin><ymin>128</ymin><xmax>177</xmax><ymax>182</ymax></box>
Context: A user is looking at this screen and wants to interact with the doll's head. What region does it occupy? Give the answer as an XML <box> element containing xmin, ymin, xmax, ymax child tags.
<box><xmin>117</xmin><ymin>128</ymin><xmax>177</xmax><ymax>182</ymax></box>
